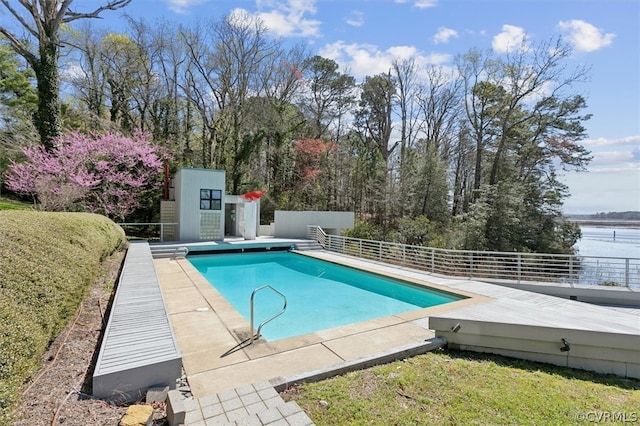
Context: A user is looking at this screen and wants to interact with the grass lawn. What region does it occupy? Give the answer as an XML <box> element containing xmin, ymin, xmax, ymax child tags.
<box><xmin>282</xmin><ymin>349</ymin><xmax>640</xmax><ymax>425</ymax></box>
<box><xmin>0</xmin><ymin>198</ymin><xmax>30</xmax><ymax>210</ymax></box>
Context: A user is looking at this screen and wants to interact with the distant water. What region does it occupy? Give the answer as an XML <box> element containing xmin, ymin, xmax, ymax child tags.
<box><xmin>576</xmin><ymin>226</ymin><xmax>640</xmax><ymax>258</ymax></box>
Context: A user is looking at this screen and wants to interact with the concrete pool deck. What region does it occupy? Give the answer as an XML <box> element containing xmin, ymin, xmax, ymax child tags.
<box><xmin>154</xmin><ymin>255</ymin><xmax>483</xmax><ymax>397</ymax></box>
<box><xmin>153</xmin><ymin>248</ymin><xmax>640</xmax><ymax>424</ymax></box>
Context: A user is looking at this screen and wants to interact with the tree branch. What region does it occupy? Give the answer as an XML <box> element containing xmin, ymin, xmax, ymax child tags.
<box><xmin>63</xmin><ymin>0</ymin><xmax>132</xmax><ymax>23</ymax></box>
<box><xmin>1</xmin><ymin>0</ymin><xmax>38</xmax><ymax>38</ymax></box>
<box><xmin>55</xmin><ymin>0</ymin><xmax>74</xmax><ymax>25</ymax></box>
<box><xmin>0</xmin><ymin>27</ymin><xmax>37</xmax><ymax>66</ymax></box>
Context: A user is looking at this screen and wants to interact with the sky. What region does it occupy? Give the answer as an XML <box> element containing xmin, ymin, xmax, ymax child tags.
<box><xmin>87</xmin><ymin>0</ymin><xmax>639</xmax><ymax>214</ymax></box>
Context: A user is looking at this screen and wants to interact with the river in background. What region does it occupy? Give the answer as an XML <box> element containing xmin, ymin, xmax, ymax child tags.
<box><xmin>576</xmin><ymin>226</ymin><xmax>640</xmax><ymax>259</ymax></box>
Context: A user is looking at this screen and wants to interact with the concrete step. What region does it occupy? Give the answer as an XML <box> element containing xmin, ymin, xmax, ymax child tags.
<box><xmin>292</xmin><ymin>241</ymin><xmax>324</xmax><ymax>251</ymax></box>
<box><xmin>149</xmin><ymin>240</ymin><xmax>324</xmax><ymax>259</ymax></box>
<box><xmin>149</xmin><ymin>246</ymin><xmax>188</xmax><ymax>259</ymax></box>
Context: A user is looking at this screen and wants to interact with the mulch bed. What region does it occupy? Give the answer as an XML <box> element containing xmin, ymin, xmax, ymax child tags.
<box><xmin>11</xmin><ymin>251</ymin><xmax>168</xmax><ymax>426</ymax></box>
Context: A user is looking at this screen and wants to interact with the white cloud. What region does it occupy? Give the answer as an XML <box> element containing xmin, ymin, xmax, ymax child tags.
<box><xmin>388</xmin><ymin>45</ymin><xmax>419</xmax><ymax>58</ymax></box>
<box><xmin>433</xmin><ymin>27</ymin><xmax>458</xmax><ymax>44</ymax></box>
<box><xmin>247</xmin><ymin>0</ymin><xmax>321</xmax><ymax>37</ymax></box>
<box><xmin>568</xmin><ymin>136</ymin><xmax>640</xmax><ymax>178</ymax></box>
<box><xmin>590</xmin><ymin>150</ymin><xmax>638</xmax><ymax>168</ymax></box>
<box><xmin>345</xmin><ymin>10</ymin><xmax>365</xmax><ymax>27</ymax></box>
<box><xmin>422</xmin><ymin>52</ymin><xmax>452</xmax><ymax>65</ymax></box>
<box><xmin>319</xmin><ymin>41</ymin><xmax>452</xmax><ymax>80</ymax></box>
<box><xmin>415</xmin><ymin>0</ymin><xmax>438</xmax><ymax>8</ymax></box>
<box><xmin>167</xmin><ymin>0</ymin><xmax>209</xmax><ymax>14</ymax></box>
<box><xmin>492</xmin><ymin>24</ymin><xmax>528</xmax><ymax>53</ymax></box>
<box><xmin>557</xmin><ymin>20</ymin><xmax>615</xmax><ymax>52</ymax></box>
<box><xmin>582</xmin><ymin>135</ymin><xmax>640</xmax><ymax>148</ymax></box>
<box><xmin>394</xmin><ymin>0</ymin><xmax>437</xmax><ymax>8</ymax></box>
<box><xmin>61</xmin><ymin>62</ymin><xmax>85</xmax><ymax>81</ymax></box>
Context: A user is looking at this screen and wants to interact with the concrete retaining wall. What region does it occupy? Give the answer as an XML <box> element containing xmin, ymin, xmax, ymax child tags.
<box><xmin>274</xmin><ymin>211</ymin><xmax>354</xmax><ymax>239</ymax></box>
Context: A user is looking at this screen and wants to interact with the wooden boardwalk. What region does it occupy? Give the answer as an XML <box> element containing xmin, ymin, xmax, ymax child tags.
<box><xmin>93</xmin><ymin>241</ymin><xmax>182</xmax><ymax>402</ymax></box>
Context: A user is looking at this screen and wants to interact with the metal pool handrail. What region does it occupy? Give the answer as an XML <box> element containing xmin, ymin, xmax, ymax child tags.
<box><xmin>250</xmin><ymin>285</ymin><xmax>288</xmax><ymax>342</ymax></box>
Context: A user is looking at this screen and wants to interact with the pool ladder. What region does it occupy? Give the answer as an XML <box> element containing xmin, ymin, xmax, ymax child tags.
<box><xmin>250</xmin><ymin>285</ymin><xmax>287</xmax><ymax>343</ymax></box>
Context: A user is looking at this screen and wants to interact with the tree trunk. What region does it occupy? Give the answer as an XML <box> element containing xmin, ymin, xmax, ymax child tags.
<box><xmin>34</xmin><ymin>41</ymin><xmax>62</xmax><ymax>150</ymax></box>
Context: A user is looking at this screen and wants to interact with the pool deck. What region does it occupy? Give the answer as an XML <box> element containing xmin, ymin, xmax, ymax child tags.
<box><xmin>154</xmin><ymin>249</ymin><xmax>640</xmax><ymax>425</ymax></box>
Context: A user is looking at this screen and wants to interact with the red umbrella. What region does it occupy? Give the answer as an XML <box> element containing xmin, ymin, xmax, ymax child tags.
<box><xmin>240</xmin><ymin>190</ymin><xmax>265</xmax><ymax>201</ymax></box>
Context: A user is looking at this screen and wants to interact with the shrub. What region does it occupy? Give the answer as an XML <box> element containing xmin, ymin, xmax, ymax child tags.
<box><xmin>4</xmin><ymin>131</ymin><xmax>167</xmax><ymax>221</ymax></box>
<box><xmin>0</xmin><ymin>211</ymin><xmax>126</xmax><ymax>423</ymax></box>
<box><xmin>599</xmin><ymin>281</ymin><xmax>622</xmax><ymax>287</ymax></box>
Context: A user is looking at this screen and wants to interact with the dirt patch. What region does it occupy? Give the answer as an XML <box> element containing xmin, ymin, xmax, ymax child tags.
<box><xmin>11</xmin><ymin>250</ymin><xmax>168</xmax><ymax>426</ymax></box>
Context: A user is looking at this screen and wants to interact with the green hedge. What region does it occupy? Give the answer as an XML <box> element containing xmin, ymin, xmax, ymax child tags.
<box><xmin>0</xmin><ymin>211</ymin><xmax>126</xmax><ymax>423</ymax></box>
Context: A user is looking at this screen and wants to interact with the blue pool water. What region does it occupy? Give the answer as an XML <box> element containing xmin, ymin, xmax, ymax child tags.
<box><xmin>188</xmin><ymin>251</ymin><xmax>463</xmax><ymax>341</ymax></box>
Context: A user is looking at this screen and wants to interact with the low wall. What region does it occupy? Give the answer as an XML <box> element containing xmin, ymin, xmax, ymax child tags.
<box><xmin>259</xmin><ymin>222</ymin><xmax>274</xmax><ymax>236</ymax></box>
<box><xmin>481</xmin><ymin>279</ymin><xmax>640</xmax><ymax>307</ymax></box>
<box><xmin>431</xmin><ymin>317</ymin><xmax>640</xmax><ymax>379</ymax></box>
<box><xmin>274</xmin><ymin>211</ymin><xmax>354</xmax><ymax>239</ymax></box>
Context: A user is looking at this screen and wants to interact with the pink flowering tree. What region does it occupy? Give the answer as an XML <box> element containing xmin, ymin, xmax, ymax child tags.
<box><xmin>5</xmin><ymin>131</ymin><xmax>167</xmax><ymax>220</ymax></box>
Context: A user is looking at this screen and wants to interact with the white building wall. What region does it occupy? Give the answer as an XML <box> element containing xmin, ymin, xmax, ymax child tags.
<box><xmin>274</xmin><ymin>211</ymin><xmax>355</xmax><ymax>239</ymax></box>
<box><xmin>224</xmin><ymin>195</ymin><xmax>261</xmax><ymax>238</ymax></box>
<box><xmin>175</xmin><ymin>168</ymin><xmax>226</xmax><ymax>241</ymax></box>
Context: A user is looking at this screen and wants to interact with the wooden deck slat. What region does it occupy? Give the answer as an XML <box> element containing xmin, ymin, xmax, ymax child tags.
<box><xmin>92</xmin><ymin>241</ymin><xmax>182</xmax><ymax>402</ymax></box>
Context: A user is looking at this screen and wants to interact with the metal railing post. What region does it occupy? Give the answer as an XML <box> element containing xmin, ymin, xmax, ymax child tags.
<box><xmin>569</xmin><ymin>256</ymin><xmax>574</xmax><ymax>282</ymax></box>
<box><xmin>626</xmin><ymin>258</ymin><xmax>630</xmax><ymax>287</ymax></box>
<box><xmin>402</xmin><ymin>245</ymin><xmax>406</xmax><ymax>268</ymax></box>
<box><xmin>517</xmin><ymin>253</ymin><xmax>522</xmax><ymax>284</ymax></box>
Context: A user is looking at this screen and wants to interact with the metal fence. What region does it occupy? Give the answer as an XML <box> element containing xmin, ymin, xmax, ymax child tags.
<box><xmin>119</xmin><ymin>222</ymin><xmax>177</xmax><ymax>242</ymax></box>
<box><xmin>307</xmin><ymin>226</ymin><xmax>640</xmax><ymax>288</ymax></box>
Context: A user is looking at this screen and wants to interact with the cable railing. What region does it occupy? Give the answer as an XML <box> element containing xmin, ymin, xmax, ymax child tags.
<box><xmin>118</xmin><ymin>222</ymin><xmax>177</xmax><ymax>242</ymax></box>
<box><xmin>306</xmin><ymin>226</ymin><xmax>640</xmax><ymax>288</ymax></box>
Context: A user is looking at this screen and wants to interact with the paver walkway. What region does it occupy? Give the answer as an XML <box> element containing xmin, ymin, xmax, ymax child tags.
<box><xmin>184</xmin><ymin>381</ymin><xmax>312</xmax><ymax>426</ymax></box>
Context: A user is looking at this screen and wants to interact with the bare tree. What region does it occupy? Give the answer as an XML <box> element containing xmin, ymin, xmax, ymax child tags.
<box><xmin>0</xmin><ymin>0</ymin><xmax>131</xmax><ymax>149</ymax></box>
<box><xmin>416</xmin><ymin>65</ymin><xmax>462</xmax><ymax>161</ymax></box>
<box><xmin>63</xmin><ymin>22</ymin><xmax>106</xmax><ymax>126</ymax></box>
<box><xmin>456</xmin><ymin>48</ymin><xmax>504</xmax><ymax>198</ymax></box>
<box><xmin>391</xmin><ymin>57</ymin><xmax>421</xmax><ymax>218</ymax></box>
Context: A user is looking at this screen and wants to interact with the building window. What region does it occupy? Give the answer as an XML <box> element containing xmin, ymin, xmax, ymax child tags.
<box><xmin>200</xmin><ymin>189</ymin><xmax>222</xmax><ymax>210</ymax></box>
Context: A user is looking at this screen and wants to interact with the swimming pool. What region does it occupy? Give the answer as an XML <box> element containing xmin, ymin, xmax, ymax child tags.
<box><xmin>188</xmin><ymin>251</ymin><xmax>463</xmax><ymax>341</ymax></box>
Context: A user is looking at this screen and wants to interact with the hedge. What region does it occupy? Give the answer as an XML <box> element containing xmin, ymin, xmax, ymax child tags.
<box><xmin>0</xmin><ymin>211</ymin><xmax>126</xmax><ymax>423</ymax></box>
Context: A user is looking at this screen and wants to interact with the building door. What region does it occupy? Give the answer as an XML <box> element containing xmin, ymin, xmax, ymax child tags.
<box><xmin>225</xmin><ymin>204</ymin><xmax>237</xmax><ymax>236</ymax></box>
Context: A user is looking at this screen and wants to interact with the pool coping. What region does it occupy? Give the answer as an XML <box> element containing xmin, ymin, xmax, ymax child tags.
<box><xmin>154</xmin><ymin>252</ymin><xmax>491</xmax><ymax>399</ymax></box>
<box><xmin>154</xmin><ymin>248</ymin><xmax>640</xmax><ymax>424</ymax></box>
